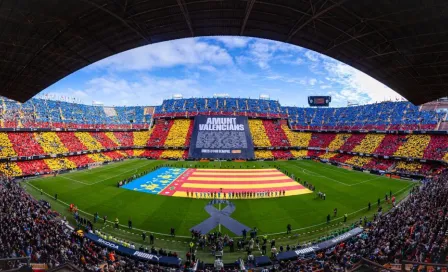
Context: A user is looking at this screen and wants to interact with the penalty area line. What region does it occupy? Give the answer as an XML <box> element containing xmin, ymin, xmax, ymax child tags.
<box><xmin>295</xmin><ymin>165</ymin><xmax>350</xmax><ymax>186</ymax></box>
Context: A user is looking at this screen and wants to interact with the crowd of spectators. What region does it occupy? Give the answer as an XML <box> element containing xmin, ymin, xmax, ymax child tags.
<box><xmin>163</xmin><ymin>119</ymin><xmax>193</xmax><ymax>147</ymax></box>
<box><xmin>249</xmin><ymin>119</ymin><xmax>271</xmax><ymax>147</ymax></box>
<box><xmin>238</xmin><ymin>170</ymin><xmax>448</xmax><ymax>271</ymax></box>
<box><xmin>261</xmin><ymin>120</ymin><xmax>290</xmax><ymax>147</ymax></box>
<box><xmin>0</xmin><ymin>97</ymin><xmax>151</xmax><ymax>129</ymax></box>
<box><xmin>0</xmin><ymin>177</ymin><xmax>182</xmax><ymax>271</ymax></box>
<box><xmin>286</xmin><ymin>101</ymin><xmax>443</xmax><ymax>131</ymax></box>
<box><xmin>0</xmin><ymin>165</ymin><xmax>447</xmax><ymax>271</ymax></box>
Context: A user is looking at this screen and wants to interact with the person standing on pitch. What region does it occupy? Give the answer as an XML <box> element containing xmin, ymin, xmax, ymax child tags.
<box><xmin>128</xmin><ymin>218</ymin><xmax>132</xmax><ymax>229</ymax></box>
<box><xmin>286</xmin><ymin>224</ymin><xmax>291</xmax><ymax>234</ymax></box>
<box><xmin>114</xmin><ymin>217</ymin><xmax>119</xmax><ymax>229</ymax></box>
<box><xmin>142</xmin><ymin>232</ymin><xmax>146</xmax><ymax>242</ymax></box>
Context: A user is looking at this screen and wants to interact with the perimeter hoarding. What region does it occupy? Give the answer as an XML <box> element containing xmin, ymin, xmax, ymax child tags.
<box><xmin>188</xmin><ymin>116</ymin><xmax>255</xmax><ymax>159</ymax></box>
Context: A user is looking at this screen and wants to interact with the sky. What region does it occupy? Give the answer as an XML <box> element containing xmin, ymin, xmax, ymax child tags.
<box><xmin>40</xmin><ymin>36</ymin><xmax>404</xmax><ymax>107</ymax></box>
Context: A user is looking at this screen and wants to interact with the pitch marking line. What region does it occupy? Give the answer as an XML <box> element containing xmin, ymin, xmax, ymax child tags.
<box><xmin>297</xmin><ymin>163</ymin><xmax>385</xmax><ymax>187</ymax></box>
<box><xmin>59</xmin><ymin>176</ymin><xmax>90</xmax><ymax>185</ymax></box>
<box><xmin>349</xmin><ymin>176</ymin><xmax>382</xmax><ymax>186</ymax></box>
<box><xmin>59</xmin><ymin>162</ymin><xmax>154</xmax><ymax>186</ymax></box>
<box><xmin>296</xmin><ymin>165</ymin><xmax>350</xmax><ymax>186</ymax></box>
<box><xmin>24</xmin><ymin>176</ymin><xmax>414</xmax><ymax>239</ymax></box>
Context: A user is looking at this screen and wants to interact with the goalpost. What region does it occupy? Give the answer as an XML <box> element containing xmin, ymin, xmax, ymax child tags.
<box><xmin>87</xmin><ymin>162</ymin><xmax>102</xmax><ymax>170</ymax></box>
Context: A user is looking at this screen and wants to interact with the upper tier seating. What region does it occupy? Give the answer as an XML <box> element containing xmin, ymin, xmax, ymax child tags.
<box><xmin>0</xmin><ymin>97</ymin><xmax>151</xmax><ymax>129</ymax></box>
<box><xmin>286</xmin><ymin>101</ymin><xmax>443</xmax><ymax>131</ymax></box>
<box><xmin>156</xmin><ymin>98</ymin><xmax>285</xmax><ymax>118</ymax></box>
<box><xmin>0</xmin><ymin>96</ymin><xmax>444</xmax><ymax>132</ymax></box>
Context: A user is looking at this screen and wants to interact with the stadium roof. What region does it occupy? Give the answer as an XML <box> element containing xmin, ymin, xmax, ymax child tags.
<box><xmin>1</xmin><ymin>0</ymin><xmax>448</xmax><ymax>104</ymax></box>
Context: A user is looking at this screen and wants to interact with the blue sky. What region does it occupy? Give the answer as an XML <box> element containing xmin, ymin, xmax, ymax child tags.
<box><xmin>41</xmin><ymin>36</ymin><xmax>403</xmax><ymax>107</ymax></box>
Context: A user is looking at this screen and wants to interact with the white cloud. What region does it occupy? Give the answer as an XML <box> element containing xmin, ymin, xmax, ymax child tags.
<box><xmin>213</xmin><ymin>36</ymin><xmax>250</xmax><ymax>48</ymax></box>
<box><xmin>304</xmin><ymin>51</ymin><xmax>320</xmax><ymax>62</ymax></box>
<box><xmin>46</xmin><ymin>76</ymin><xmax>202</xmax><ymax>106</ymax></box>
<box><xmin>91</xmin><ymin>38</ymin><xmax>233</xmax><ymax>71</ymax></box>
<box><xmin>320</xmin><ymin>85</ymin><xmax>332</xmax><ymax>89</ymax></box>
<box><xmin>198</xmin><ymin>65</ymin><xmax>218</xmax><ymax>72</ymax></box>
<box><xmin>323</xmin><ymin>60</ymin><xmax>404</xmax><ymax>104</ymax></box>
<box><xmin>308</xmin><ymin>78</ymin><xmax>317</xmax><ymax>86</ymax></box>
<box><xmin>239</xmin><ymin>38</ymin><xmax>303</xmax><ymax>69</ymax></box>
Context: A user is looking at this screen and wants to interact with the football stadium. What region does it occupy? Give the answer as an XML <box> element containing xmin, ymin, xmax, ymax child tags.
<box><xmin>1</xmin><ymin>1</ymin><xmax>448</xmax><ymax>272</ymax></box>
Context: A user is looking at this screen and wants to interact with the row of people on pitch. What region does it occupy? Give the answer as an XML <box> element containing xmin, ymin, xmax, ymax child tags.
<box><xmin>186</xmin><ymin>190</ymin><xmax>287</xmax><ymax>198</ymax></box>
<box><xmin>116</xmin><ymin>171</ymin><xmax>150</xmax><ymax>187</ymax></box>
<box><xmin>303</xmin><ymin>180</ymin><xmax>315</xmax><ymax>191</ymax></box>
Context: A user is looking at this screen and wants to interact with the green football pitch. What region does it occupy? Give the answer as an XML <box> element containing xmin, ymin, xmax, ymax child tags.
<box><xmin>24</xmin><ymin>158</ymin><xmax>414</xmax><ymax>261</ymax></box>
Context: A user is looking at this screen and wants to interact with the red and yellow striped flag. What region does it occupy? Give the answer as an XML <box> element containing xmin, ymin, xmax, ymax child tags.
<box><xmin>160</xmin><ymin>168</ymin><xmax>312</xmax><ymax>198</ymax></box>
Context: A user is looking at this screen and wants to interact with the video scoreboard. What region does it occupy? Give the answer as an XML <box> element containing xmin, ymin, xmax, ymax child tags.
<box><xmin>308</xmin><ymin>96</ymin><xmax>331</xmax><ymax>107</ymax></box>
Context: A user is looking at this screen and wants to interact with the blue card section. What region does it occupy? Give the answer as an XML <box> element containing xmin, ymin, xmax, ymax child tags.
<box><xmin>121</xmin><ymin>167</ymin><xmax>187</xmax><ymax>195</ymax></box>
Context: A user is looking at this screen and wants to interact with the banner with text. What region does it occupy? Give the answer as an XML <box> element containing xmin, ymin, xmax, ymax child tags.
<box><xmin>188</xmin><ymin>116</ymin><xmax>254</xmax><ymax>159</ymax></box>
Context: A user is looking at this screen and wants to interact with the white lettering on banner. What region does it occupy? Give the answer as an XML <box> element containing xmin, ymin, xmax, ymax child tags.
<box><xmin>331</xmin><ymin>232</ymin><xmax>354</xmax><ymax>244</ymax></box>
<box><xmin>294</xmin><ymin>246</ymin><xmax>319</xmax><ymax>255</ymax></box>
<box><xmin>201</xmin><ymin>149</ymin><xmax>231</xmax><ymax>154</ymax></box>
<box><xmin>133</xmin><ymin>251</ymin><xmax>160</xmax><ymax>261</ymax></box>
<box><xmin>98</xmin><ymin>239</ymin><xmax>119</xmax><ymax>249</ymax></box>
<box><xmin>199</xmin><ymin>117</ymin><xmax>244</xmax><ymax>131</ymax></box>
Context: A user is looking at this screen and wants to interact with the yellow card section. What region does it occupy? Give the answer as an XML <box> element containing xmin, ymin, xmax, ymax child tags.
<box><xmin>187</xmin><ymin>176</ymin><xmax>291</xmax><ymax>181</ymax></box>
<box><xmin>181</xmin><ymin>182</ymin><xmax>300</xmax><ymax>189</ymax></box>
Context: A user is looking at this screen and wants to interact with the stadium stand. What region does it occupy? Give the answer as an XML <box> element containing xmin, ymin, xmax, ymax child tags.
<box><xmin>338</xmin><ymin>134</ymin><xmax>367</xmax><ymax>152</ymax></box>
<box><xmin>286</xmin><ymin>101</ymin><xmax>443</xmax><ymax>131</ymax></box>
<box><xmin>133</xmin><ymin>131</ymin><xmax>151</xmax><ymax>146</ymax></box>
<box><xmin>249</xmin><ymin>119</ymin><xmax>271</xmax><ymax>147</ymax></box>
<box><xmin>163</xmin><ymin>119</ymin><xmax>192</xmax><ymax>147</ymax></box>
<box><xmin>90</xmin><ymin>132</ymin><xmax>118</xmax><ymax>149</ymax></box>
<box><xmin>254</xmin><ymin>150</ymin><xmax>274</xmax><ymax>159</ymax></box>
<box><xmin>0</xmin><ymin>97</ymin><xmax>152</xmax><ymax>129</ymax></box>
<box><xmin>147</xmin><ymin>119</ymin><xmax>173</xmax><ymax>147</ymax></box>
<box><xmin>364</xmin><ymin>158</ymin><xmax>394</xmax><ymax>171</ymax></box>
<box><xmin>8</xmin><ymin>132</ymin><xmax>45</xmax><ymax>157</ymax></box>
<box><xmin>160</xmin><ymin>149</ymin><xmax>187</xmax><ymax>159</ymax></box>
<box><xmin>0</xmin><ymin>97</ymin><xmax>444</xmax><ymax>179</ymax></box>
<box><xmin>44</xmin><ymin>158</ymin><xmax>76</xmax><ymax>171</ymax></box>
<box><xmin>17</xmin><ymin>160</ymin><xmax>51</xmax><ymax>176</ymax></box>
<box><xmin>262</xmin><ymin>120</ymin><xmax>290</xmax><ymax>147</ymax></box>
<box><xmin>75</xmin><ymin>132</ymin><xmax>104</xmax><ymax>150</ymax></box>
<box><xmin>351</xmin><ymin>134</ymin><xmax>385</xmax><ymax>154</ymax></box>
<box><xmin>0</xmin><ymin>132</ymin><xmax>17</xmax><ymax>158</ymax></box>
<box><xmin>35</xmin><ymin>132</ymin><xmax>69</xmax><ymax>155</ymax></box>
<box><xmin>57</xmin><ymin>132</ymin><xmax>88</xmax><ymax>152</ymax></box>
<box><xmin>371</xmin><ymin>134</ymin><xmax>407</xmax><ymax>156</ymax></box>
<box><xmin>327</xmin><ymin>133</ymin><xmax>351</xmax><ymax>151</ymax></box>
<box><xmin>0</xmin><ymin>162</ymin><xmax>22</xmax><ymax>176</ymax></box>
<box><xmin>394</xmin><ymin>135</ymin><xmax>431</xmax><ymax>158</ymax></box>
<box><xmin>0</xmin><ymin>96</ymin><xmax>447</xmax><ymax>272</ymax></box>
<box><xmin>344</xmin><ymin>156</ymin><xmax>372</xmax><ymax>168</ymax></box>
<box><xmin>290</xmin><ymin>149</ymin><xmax>309</xmax><ymax>158</ymax></box>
